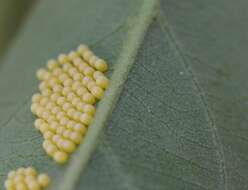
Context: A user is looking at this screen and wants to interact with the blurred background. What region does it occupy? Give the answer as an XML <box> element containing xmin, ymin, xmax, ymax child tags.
<box><xmin>0</xmin><ymin>0</ymin><xmax>34</xmax><ymax>59</ymax></box>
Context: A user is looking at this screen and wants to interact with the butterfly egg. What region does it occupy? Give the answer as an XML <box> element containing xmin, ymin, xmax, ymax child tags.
<box><xmin>52</xmin><ymin>134</ymin><xmax>61</xmax><ymax>144</ymax></box>
<box><xmin>30</xmin><ymin>103</ymin><xmax>39</xmax><ymax>114</ymax></box>
<box><xmin>34</xmin><ymin>119</ymin><xmax>44</xmax><ymax>130</ymax></box>
<box><xmin>69</xmin><ymin>131</ymin><xmax>83</xmax><ymax>144</ymax></box>
<box><xmin>17</xmin><ymin>168</ymin><xmax>26</xmax><ymax>176</ymax></box>
<box><xmin>72</xmin><ymin>81</ymin><xmax>82</xmax><ymax>91</ymax></box>
<box><xmin>91</xmin><ymin>86</ymin><xmax>104</xmax><ymax>99</ymax></box>
<box><xmin>87</xmin><ymin>81</ymin><xmax>96</xmax><ymax>91</ymax></box>
<box><xmin>51</xmin><ymin>106</ymin><xmax>60</xmax><ymax>115</ymax></box>
<box><xmin>43</xmin><ymin>130</ymin><xmax>55</xmax><ymax>140</ymax></box>
<box><xmin>56</xmin><ymin>136</ymin><xmax>66</xmax><ymax>149</ymax></box>
<box><xmin>47</xmin><ymin>115</ymin><xmax>57</xmax><ymax>123</ymax></box>
<box><xmin>67</xmin><ymin>92</ymin><xmax>77</xmax><ymax>102</ymax></box>
<box><xmin>7</xmin><ymin>170</ymin><xmax>16</xmax><ymax>179</ymax></box>
<box><xmin>58</xmin><ymin>73</ymin><xmax>70</xmax><ymax>82</ymax></box>
<box><xmin>93</xmin><ymin>71</ymin><xmax>104</xmax><ymax>80</ymax></box>
<box><xmin>56</xmin><ymin>97</ymin><xmax>66</xmax><ymax>106</ymax></box>
<box><xmin>96</xmin><ymin>76</ymin><xmax>109</xmax><ymax>89</ymax></box>
<box><xmin>52</xmin><ymin>67</ymin><xmax>63</xmax><ymax>77</ymax></box>
<box><xmin>45</xmin><ymin>101</ymin><xmax>55</xmax><ymax>110</ymax></box>
<box><xmin>47</xmin><ymin>59</ymin><xmax>59</xmax><ymax>71</ymax></box>
<box><xmin>39</xmin><ymin>81</ymin><xmax>49</xmax><ymax>91</ymax></box>
<box><xmin>39</xmin><ymin>123</ymin><xmax>50</xmax><ymax>134</ymax></box>
<box><xmin>27</xmin><ymin>180</ymin><xmax>41</xmax><ymax>190</ymax></box>
<box><xmin>62</xmin><ymin>86</ymin><xmax>71</xmax><ymax>96</ymax></box>
<box><xmin>72</xmin><ymin>57</ymin><xmax>82</xmax><ymax>67</ymax></box>
<box><xmin>59</xmin><ymin>116</ymin><xmax>69</xmax><ymax>126</ymax></box>
<box><xmin>41</xmin><ymin>110</ymin><xmax>50</xmax><ymax>120</ymax></box>
<box><xmin>80</xmin><ymin>113</ymin><xmax>93</xmax><ymax>126</ymax></box>
<box><xmin>41</xmin><ymin>88</ymin><xmax>52</xmax><ymax>97</ymax></box>
<box><xmin>62</xmin><ymin>102</ymin><xmax>72</xmax><ymax>112</ymax></box>
<box><xmin>48</xmin><ymin>77</ymin><xmax>60</xmax><ymax>86</ymax></box>
<box><xmin>39</xmin><ymin>96</ymin><xmax>49</xmax><ymax>106</ymax></box>
<box><xmin>82</xmin><ymin>49</ymin><xmax>94</xmax><ymax>62</ymax></box>
<box><xmin>83</xmin><ymin>66</ymin><xmax>94</xmax><ymax>76</ymax></box>
<box><xmin>62</xmin><ymin>62</ymin><xmax>73</xmax><ymax>72</ymax></box>
<box><xmin>37</xmin><ymin>173</ymin><xmax>50</xmax><ymax>188</ymax></box>
<box><xmin>61</xmin><ymin>139</ymin><xmax>76</xmax><ymax>153</ymax></box>
<box><xmin>63</xmin><ymin>129</ymin><xmax>72</xmax><ymax>138</ymax></box>
<box><xmin>94</xmin><ymin>58</ymin><xmax>108</xmax><ymax>72</ymax></box>
<box><xmin>56</xmin><ymin>126</ymin><xmax>66</xmax><ymax>135</ymax></box>
<box><xmin>16</xmin><ymin>182</ymin><xmax>28</xmax><ymax>190</ymax></box>
<box><xmin>78</xmin><ymin>62</ymin><xmax>88</xmax><ymax>72</ymax></box>
<box><xmin>4</xmin><ymin>179</ymin><xmax>15</xmax><ymax>189</ymax></box>
<box><xmin>24</xmin><ymin>167</ymin><xmax>37</xmax><ymax>177</ymax></box>
<box><xmin>82</xmin><ymin>92</ymin><xmax>95</xmax><ymax>104</ymax></box>
<box><xmin>24</xmin><ymin>175</ymin><xmax>36</xmax><ymax>183</ymax></box>
<box><xmin>82</xmin><ymin>76</ymin><xmax>92</xmax><ymax>86</ymax></box>
<box><xmin>52</xmin><ymin>84</ymin><xmax>63</xmax><ymax>93</ymax></box>
<box><xmin>50</xmin><ymin>93</ymin><xmax>60</xmax><ymax>102</ymax></box>
<box><xmin>67</xmin><ymin>108</ymin><xmax>76</xmax><ymax>118</ymax></box>
<box><xmin>72</xmin><ymin>110</ymin><xmax>82</xmax><ymax>121</ymax></box>
<box><xmin>35</xmin><ymin>106</ymin><xmax>45</xmax><ymax>117</ymax></box>
<box><xmin>63</xmin><ymin>78</ymin><xmax>73</xmax><ymax>87</ymax></box>
<box><xmin>68</xmin><ymin>67</ymin><xmax>78</xmax><ymax>75</ymax></box>
<box><xmin>71</xmin><ymin>97</ymin><xmax>81</xmax><ymax>107</ymax></box>
<box><xmin>50</xmin><ymin>121</ymin><xmax>59</xmax><ymax>132</ymax></box>
<box><xmin>83</xmin><ymin>104</ymin><xmax>96</xmax><ymax>115</ymax></box>
<box><xmin>32</xmin><ymin>93</ymin><xmax>42</xmax><ymax>103</ymax></box>
<box><xmin>89</xmin><ymin>55</ymin><xmax>99</xmax><ymax>66</ymax></box>
<box><xmin>68</xmin><ymin>51</ymin><xmax>80</xmax><ymax>60</ymax></box>
<box><xmin>73</xmin><ymin>123</ymin><xmax>87</xmax><ymax>135</ymax></box>
<box><xmin>77</xmin><ymin>44</ymin><xmax>89</xmax><ymax>54</ymax></box>
<box><xmin>14</xmin><ymin>174</ymin><xmax>25</xmax><ymax>183</ymax></box>
<box><xmin>53</xmin><ymin>151</ymin><xmax>68</xmax><ymax>164</ymax></box>
<box><xmin>76</xmin><ymin>87</ymin><xmax>88</xmax><ymax>96</ymax></box>
<box><xmin>72</xmin><ymin>73</ymin><xmax>83</xmax><ymax>81</ymax></box>
<box><xmin>36</xmin><ymin>68</ymin><xmax>50</xmax><ymax>80</ymax></box>
<box><xmin>58</xmin><ymin>54</ymin><xmax>69</xmax><ymax>64</ymax></box>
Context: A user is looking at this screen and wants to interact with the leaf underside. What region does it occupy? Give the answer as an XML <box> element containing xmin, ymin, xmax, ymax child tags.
<box><xmin>0</xmin><ymin>0</ymin><xmax>248</xmax><ymax>190</ymax></box>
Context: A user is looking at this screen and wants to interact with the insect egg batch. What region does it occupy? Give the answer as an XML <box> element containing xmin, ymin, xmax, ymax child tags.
<box><xmin>30</xmin><ymin>44</ymin><xmax>109</xmax><ymax>164</ymax></box>
<box><xmin>4</xmin><ymin>167</ymin><xmax>50</xmax><ymax>190</ymax></box>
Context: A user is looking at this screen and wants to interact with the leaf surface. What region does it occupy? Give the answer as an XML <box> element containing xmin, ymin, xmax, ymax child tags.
<box><xmin>0</xmin><ymin>0</ymin><xmax>248</xmax><ymax>190</ymax></box>
<box><xmin>0</xmin><ymin>0</ymin><xmax>34</xmax><ymax>58</ymax></box>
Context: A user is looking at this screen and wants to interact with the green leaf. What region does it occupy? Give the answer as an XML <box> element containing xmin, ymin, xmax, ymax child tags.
<box><xmin>0</xmin><ymin>0</ymin><xmax>34</xmax><ymax>58</ymax></box>
<box><xmin>1</xmin><ymin>0</ymin><xmax>248</xmax><ymax>190</ymax></box>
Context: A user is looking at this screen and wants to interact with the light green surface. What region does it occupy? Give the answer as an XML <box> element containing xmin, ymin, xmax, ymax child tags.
<box><xmin>0</xmin><ymin>0</ymin><xmax>34</xmax><ymax>59</ymax></box>
<box><xmin>1</xmin><ymin>0</ymin><xmax>248</xmax><ymax>189</ymax></box>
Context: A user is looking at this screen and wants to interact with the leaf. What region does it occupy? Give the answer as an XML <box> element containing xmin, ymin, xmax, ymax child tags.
<box><xmin>0</xmin><ymin>1</ymin><xmax>248</xmax><ymax>190</ymax></box>
<box><xmin>0</xmin><ymin>0</ymin><xmax>34</xmax><ymax>58</ymax></box>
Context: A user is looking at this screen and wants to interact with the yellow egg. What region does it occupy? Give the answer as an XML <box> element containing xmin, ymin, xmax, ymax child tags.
<box><xmin>58</xmin><ymin>54</ymin><xmax>69</xmax><ymax>64</ymax></box>
<box><xmin>80</xmin><ymin>113</ymin><xmax>93</xmax><ymax>125</ymax></box>
<box><xmin>27</xmin><ymin>180</ymin><xmax>41</xmax><ymax>190</ymax></box>
<box><xmin>77</xmin><ymin>44</ymin><xmax>89</xmax><ymax>54</ymax></box>
<box><xmin>25</xmin><ymin>167</ymin><xmax>37</xmax><ymax>177</ymax></box>
<box><xmin>16</xmin><ymin>182</ymin><xmax>28</xmax><ymax>190</ymax></box>
<box><xmin>53</xmin><ymin>151</ymin><xmax>68</xmax><ymax>164</ymax></box>
<box><xmin>32</xmin><ymin>94</ymin><xmax>42</xmax><ymax>103</ymax></box>
<box><xmin>96</xmin><ymin>76</ymin><xmax>109</xmax><ymax>89</ymax></box>
<box><xmin>94</xmin><ymin>59</ymin><xmax>108</xmax><ymax>72</ymax></box>
<box><xmin>91</xmin><ymin>86</ymin><xmax>104</xmax><ymax>99</ymax></box>
<box><xmin>82</xmin><ymin>93</ymin><xmax>95</xmax><ymax>104</ymax></box>
<box><xmin>37</xmin><ymin>173</ymin><xmax>50</xmax><ymax>188</ymax></box>
<box><xmin>47</xmin><ymin>59</ymin><xmax>59</xmax><ymax>71</ymax></box>
<box><xmin>69</xmin><ymin>131</ymin><xmax>83</xmax><ymax>144</ymax></box>
<box><xmin>61</xmin><ymin>140</ymin><xmax>76</xmax><ymax>153</ymax></box>
<box><xmin>4</xmin><ymin>179</ymin><xmax>15</xmax><ymax>189</ymax></box>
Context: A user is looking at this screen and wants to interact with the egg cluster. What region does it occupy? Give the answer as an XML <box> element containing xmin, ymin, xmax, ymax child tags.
<box><xmin>4</xmin><ymin>167</ymin><xmax>50</xmax><ymax>190</ymax></box>
<box><xmin>30</xmin><ymin>44</ymin><xmax>109</xmax><ymax>164</ymax></box>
